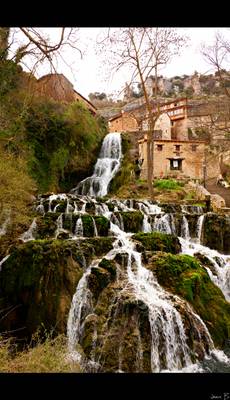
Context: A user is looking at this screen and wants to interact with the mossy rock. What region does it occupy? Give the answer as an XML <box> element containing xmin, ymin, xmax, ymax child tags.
<box><xmin>114</xmin><ymin>211</ymin><xmax>143</xmax><ymax>233</ymax></box>
<box><xmin>78</xmin><ymin>237</ymin><xmax>114</xmax><ymax>258</ymax></box>
<box><xmin>0</xmin><ymin>239</ymin><xmax>84</xmax><ymax>338</ymax></box>
<box><xmin>106</xmin><ymin>202</ymin><xmax>115</xmax><ymax>212</ymax></box>
<box><xmin>53</xmin><ymin>200</ymin><xmax>67</xmax><ymax>213</ymax></box>
<box><xmin>81</xmin><ymin>215</ymin><xmax>94</xmax><ymax>237</ymax></box>
<box><xmin>194</xmin><ymin>252</ymin><xmax>218</xmax><ymax>276</ymax></box>
<box><xmin>93</xmin><ymin>295</ymin><xmax>151</xmax><ymax>372</ymax></box>
<box><xmin>159</xmin><ymin>203</ymin><xmax>181</xmax><ymax>213</ymax></box>
<box><xmin>87</xmin><ymin>258</ymin><xmax>116</xmax><ymax>302</ymax></box>
<box><xmin>147</xmin><ymin>252</ymin><xmax>230</xmax><ymax>348</ymax></box>
<box><xmin>203</xmin><ymin>213</ymin><xmax>230</xmax><ymax>253</ymax></box>
<box><xmin>133</xmin><ymin>232</ymin><xmax>181</xmax><ymax>254</ymax></box>
<box><xmin>85</xmin><ymin>202</ymin><xmax>96</xmax><ymax>214</ymax></box>
<box><xmin>94</xmin><ymin>216</ymin><xmax>110</xmax><ymax>236</ymax></box>
<box><xmin>0</xmin><ymin>237</ymin><xmax>114</xmax><ymax>340</ymax></box>
<box><xmin>36</xmin><ymin>212</ymin><xmax>60</xmax><ymax>239</ymax></box>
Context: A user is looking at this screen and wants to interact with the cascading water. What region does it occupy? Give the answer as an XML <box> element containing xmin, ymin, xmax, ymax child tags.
<box><xmin>71</xmin><ymin>132</ymin><xmax>122</xmax><ymax>197</ymax></box>
<box><xmin>20</xmin><ymin>218</ymin><xmax>37</xmax><ymax>242</ymax></box>
<box><xmin>67</xmin><ymin>212</ymin><xmax>219</xmax><ymax>372</ymax></box>
<box><xmin>5</xmin><ymin>129</ymin><xmax>229</xmax><ymax>372</ymax></box>
<box><xmin>75</xmin><ymin>217</ymin><xmax>84</xmax><ymax>237</ymax></box>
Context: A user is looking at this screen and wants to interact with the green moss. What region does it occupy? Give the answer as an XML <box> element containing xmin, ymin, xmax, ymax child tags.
<box><xmin>0</xmin><ymin>237</ymin><xmax>114</xmax><ymax>340</ymax></box>
<box><xmin>36</xmin><ymin>213</ymin><xmax>59</xmax><ymax>239</ymax></box>
<box><xmin>115</xmin><ymin>211</ymin><xmax>143</xmax><ymax>233</ymax></box>
<box><xmin>203</xmin><ymin>213</ymin><xmax>230</xmax><ymax>254</ymax></box>
<box><xmin>81</xmin><ymin>215</ymin><xmax>94</xmax><ymax>237</ymax></box>
<box><xmin>149</xmin><ymin>253</ymin><xmax>230</xmax><ymax>348</ymax></box>
<box><xmin>133</xmin><ymin>232</ymin><xmax>181</xmax><ymax>254</ymax></box>
<box><xmin>88</xmin><ymin>267</ymin><xmax>112</xmax><ymax>300</ymax></box>
<box><xmin>94</xmin><ymin>216</ymin><xmax>110</xmax><ymax>236</ymax></box>
<box><xmin>78</xmin><ymin>237</ymin><xmax>114</xmax><ymax>257</ymax></box>
<box><xmin>98</xmin><ymin>258</ymin><xmax>116</xmax><ymax>279</ymax></box>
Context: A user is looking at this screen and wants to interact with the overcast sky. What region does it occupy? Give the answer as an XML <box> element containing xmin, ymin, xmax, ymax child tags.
<box><xmin>11</xmin><ymin>27</ymin><xmax>230</xmax><ymax>100</ymax></box>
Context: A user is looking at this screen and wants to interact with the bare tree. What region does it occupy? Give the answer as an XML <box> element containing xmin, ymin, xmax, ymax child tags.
<box><xmin>1</xmin><ymin>28</ymin><xmax>82</xmax><ymax>74</ymax></box>
<box><xmin>201</xmin><ymin>31</ymin><xmax>230</xmax><ymax>98</ymax></box>
<box><xmin>97</xmin><ymin>27</ymin><xmax>187</xmax><ymax>198</ymax></box>
<box><xmin>199</xmin><ymin>32</ymin><xmax>230</xmax><ymax>175</ymax></box>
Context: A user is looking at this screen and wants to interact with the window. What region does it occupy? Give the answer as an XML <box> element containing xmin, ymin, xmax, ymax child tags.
<box><xmin>191</xmin><ymin>144</ymin><xmax>198</xmax><ymax>151</ymax></box>
<box><xmin>157</xmin><ymin>144</ymin><xmax>163</xmax><ymax>151</ymax></box>
<box><xmin>175</xmin><ymin>145</ymin><xmax>181</xmax><ymax>151</ymax></box>
<box><xmin>170</xmin><ymin>159</ymin><xmax>182</xmax><ymax>171</ymax></box>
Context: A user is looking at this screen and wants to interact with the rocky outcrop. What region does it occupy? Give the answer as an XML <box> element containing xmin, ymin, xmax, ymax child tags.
<box><xmin>202</xmin><ymin>213</ymin><xmax>230</xmax><ymax>254</ymax></box>
<box><xmin>146</xmin><ymin>252</ymin><xmax>230</xmax><ymax>348</ymax></box>
<box><xmin>0</xmin><ymin>237</ymin><xmax>114</xmax><ymax>340</ymax></box>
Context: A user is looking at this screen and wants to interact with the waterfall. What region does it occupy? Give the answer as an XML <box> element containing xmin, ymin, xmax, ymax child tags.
<box><xmin>71</xmin><ymin>132</ymin><xmax>122</xmax><ymax>197</ymax></box>
<box><xmin>67</xmin><ymin>213</ymin><xmax>216</xmax><ymax>373</ymax></box>
<box><xmin>181</xmin><ymin>215</ymin><xmax>190</xmax><ymax>240</ymax></box>
<box><xmin>75</xmin><ymin>217</ymin><xmax>84</xmax><ymax>237</ymax></box>
<box><xmin>142</xmin><ymin>214</ymin><xmax>152</xmax><ymax>233</ymax></box>
<box><xmin>180</xmin><ymin>237</ymin><xmax>230</xmax><ymax>302</ymax></box>
<box><xmin>20</xmin><ymin>218</ymin><xmax>37</xmax><ymax>242</ymax></box>
<box><xmin>153</xmin><ymin>213</ymin><xmax>175</xmax><ymax>235</ymax></box>
<box><xmin>67</xmin><ymin>264</ymin><xmax>93</xmax><ymax>361</ymax></box>
<box><xmin>0</xmin><ymin>254</ymin><xmax>10</xmax><ymax>272</ymax></box>
<box><xmin>21</xmin><ymin>184</ymin><xmax>229</xmax><ymax>371</ymax></box>
<box><xmin>92</xmin><ymin>218</ymin><xmax>98</xmax><ymax>237</ymax></box>
<box><xmin>195</xmin><ymin>214</ymin><xmax>204</xmax><ymax>244</ymax></box>
<box><xmin>55</xmin><ymin>214</ymin><xmax>64</xmax><ymax>238</ymax></box>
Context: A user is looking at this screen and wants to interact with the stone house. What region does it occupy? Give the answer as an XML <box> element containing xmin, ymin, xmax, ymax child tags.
<box><xmin>36</xmin><ymin>73</ymin><xmax>97</xmax><ymax>115</ymax></box>
<box><xmin>109</xmin><ymin>97</ymin><xmax>218</xmax><ymax>181</ymax></box>
<box><xmin>138</xmin><ymin>137</ymin><xmax>206</xmax><ymax>180</ymax></box>
<box><xmin>109</xmin><ymin>110</ymin><xmax>139</xmax><ymax>132</ymax></box>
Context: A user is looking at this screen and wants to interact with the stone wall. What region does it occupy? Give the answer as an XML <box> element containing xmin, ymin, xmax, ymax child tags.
<box><xmin>109</xmin><ymin>112</ymin><xmax>139</xmax><ymax>132</ymax></box>
<box><xmin>139</xmin><ymin>139</ymin><xmax>205</xmax><ymax>180</ymax></box>
<box><xmin>188</xmin><ymin>182</ymin><xmax>226</xmax><ymax>211</ymax></box>
<box><xmin>155</xmin><ymin>113</ymin><xmax>171</xmax><ymax>139</ymax></box>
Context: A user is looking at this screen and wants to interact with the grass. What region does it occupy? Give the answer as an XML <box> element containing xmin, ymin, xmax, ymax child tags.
<box><xmin>0</xmin><ymin>333</ymin><xmax>81</xmax><ymax>373</ymax></box>
<box><xmin>153</xmin><ymin>179</ymin><xmax>184</xmax><ymax>191</ymax></box>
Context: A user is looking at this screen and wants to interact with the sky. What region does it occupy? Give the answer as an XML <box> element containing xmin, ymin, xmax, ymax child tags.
<box><xmin>9</xmin><ymin>27</ymin><xmax>230</xmax><ymax>100</ymax></box>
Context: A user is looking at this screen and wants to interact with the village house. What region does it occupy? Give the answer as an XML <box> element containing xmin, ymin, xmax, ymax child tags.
<box><xmin>138</xmin><ymin>98</ymin><xmax>207</xmax><ymax>180</ymax></box>
<box><xmin>36</xmin><ymin>73</ymin><xmax>97</xmax><ymax>115</ymax></box>
<box><xmin>109</xmin><ymin>97</ymin><xmax>217</xmax><ymax>181</ymax></box>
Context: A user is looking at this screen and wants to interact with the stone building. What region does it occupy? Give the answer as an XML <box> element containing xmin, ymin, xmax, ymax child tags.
<box><xmin>109</xmin><ymin>110</ymin><xmax>139</xmax><ymax>132</ymax></box>
<box><xmin>36</xmin><ymin>73</ymin><xmax>97</xmax><ymax>115</ymax></box>
<box><xmin>138</xmin><ymin>137</ymin><xmax>206</xmax><ymax>180</ymax></box>
<box><xmin>109</xmin><ymin>97</ymin><xmax>219</xmax><ymax>181</ymax></box>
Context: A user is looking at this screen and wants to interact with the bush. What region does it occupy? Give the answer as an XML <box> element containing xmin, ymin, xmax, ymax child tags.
<box><xmin>23</xmin><ymin>99</ymin><xmax>107</xmax><ymax>192</ymax></box>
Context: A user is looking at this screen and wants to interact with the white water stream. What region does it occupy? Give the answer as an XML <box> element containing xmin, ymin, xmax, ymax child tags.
<box><xmin>64</xmin><ymin>132</ymin><xmax>230</xmax><ymax>372</ymax></box>
<box><xmin>71</xmin><ymin>132</ymin><xmax>122</xmax><ymax>197</ymax></box>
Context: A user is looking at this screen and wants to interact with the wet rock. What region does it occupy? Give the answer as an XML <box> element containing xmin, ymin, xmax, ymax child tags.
<box><xmin>133</xmin><ymin>232</ymin><xmax>181</xmax><ymax>254</ymax></box>
<box><xmin>147</xmin><ymin>252</ymin><xmax>230</xmax><ymax>348</ymax></box>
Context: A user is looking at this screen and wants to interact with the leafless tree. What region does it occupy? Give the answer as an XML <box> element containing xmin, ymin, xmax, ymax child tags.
<box><xmin>201</xmin><ymin>31</ymin><xmax>230</xmax><ymax>98</ymax></box>
<box><xmin>97</xmin><ymin>27</ymin><xmax>187</xmax><ymax>198</ymax></box>
<box><xmin>1</xmin><ymin>27</ymin><xmax>82</xmax><ymax>74</ymax></box>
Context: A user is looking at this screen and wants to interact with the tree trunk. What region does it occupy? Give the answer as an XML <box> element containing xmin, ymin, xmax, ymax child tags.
<box><xmin>147</xmin><ymin>131</ymin><xmax>154</xmax><ymax>198</ymax></box>
<box><xmin>0</xmin><ymin>28</ymin><xmax>10</xmax><ymax>59</ymax></box>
